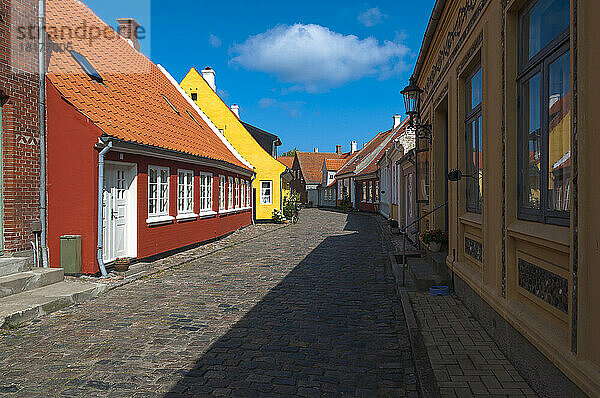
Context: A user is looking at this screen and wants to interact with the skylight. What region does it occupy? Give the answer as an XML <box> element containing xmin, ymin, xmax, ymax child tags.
<box><xmin>68</xmin><ymin>50</ymin><xmax>103</xmax><ymax>84</ymax></box>
<box><xmin>186</xmin><ymin>110</ymin><xmax>201</xmax><ymax>127</ymax></box>
<box><xmin>161</xmin><ymin>95</ymin><xmax>180</xmax><ymax>115</ymax></box>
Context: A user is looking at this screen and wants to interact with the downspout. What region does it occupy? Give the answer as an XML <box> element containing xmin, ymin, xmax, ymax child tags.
<box><xmin>38</xmin><ymin>0</ymin><xmax>49</xmax><ymax>268</ymax></box>
<box><xmin>251</xmin><ymin>173</ymin><xmax>256</xmax><ymax>225</ymax></box>
<box><xmin>96</xmin><ymin>141</ymin><xmax>112</xmax><ymax>277</ymax></box>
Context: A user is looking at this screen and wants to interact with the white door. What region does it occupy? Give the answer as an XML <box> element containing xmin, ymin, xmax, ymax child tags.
<box><xmin>103</xmin><ymin>165</ymin><xmax>132</xmax><ymax>263</ymax></box>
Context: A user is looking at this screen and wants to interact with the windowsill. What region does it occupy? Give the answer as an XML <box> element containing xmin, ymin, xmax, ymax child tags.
<box><xmin>507</xmin><ymin>219</ymin><xmax>570</xmax><ymax>251</ymax></box>
<box><xmin>259</xmin><ymin>203</ymin><xmax>273</xmax><ymax>206</ymax></box>
<box><xmin>459</xmin><ymin>212</ymin><xmax>483</xmax><ymax>227</ymax></box>
<box><xmin>176</xmin><ymin>213</ymin><xmax>198</xmax><ymax>222</ymax></box>
<box><xmin>199</xmin><ymin>210</ymin><xmax>218</xmax><ymax>219</ymax></box>
<box><xmin>220</xmin><ymin>207</ymin><xmax>252</xmax><ymax>215</ymax></box>
<box><xmin>146</xmin><ymin>215</ymin><xmax>175</xmax><ymax>226</ymax></box>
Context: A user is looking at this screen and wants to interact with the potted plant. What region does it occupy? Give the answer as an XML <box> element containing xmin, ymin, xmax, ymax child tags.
<box><xmin>389</xmin><ymin>219</ymin><xmax>400</xmax><ymax>234</ymax></box>
<box><xmin>421</xmin><ymin>229</ymin><xmax>448</xmax><ymax>252</ymax></box>
<box><xmin>114</xmin><ymin>257</ymin><xmax>130</xmax><ymax>272</ymax></box>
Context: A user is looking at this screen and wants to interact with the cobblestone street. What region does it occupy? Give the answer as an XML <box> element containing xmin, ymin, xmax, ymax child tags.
<box><xmin>0</xmin><ymin>209</ymin><xmax>416</xmax><ymax>397</ymax></box>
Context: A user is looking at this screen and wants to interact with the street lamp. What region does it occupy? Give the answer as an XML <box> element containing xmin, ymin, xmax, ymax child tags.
<box><xmin>401</xmin><ymin>76</ymin><xmax>432</xmax><ymax>144</ymax></box>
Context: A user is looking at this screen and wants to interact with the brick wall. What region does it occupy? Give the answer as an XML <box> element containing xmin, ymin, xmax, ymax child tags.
<box><xmin>0</xmin><ymin>0</ymin><xmax>41</xmax><ymax>253</ymax></box>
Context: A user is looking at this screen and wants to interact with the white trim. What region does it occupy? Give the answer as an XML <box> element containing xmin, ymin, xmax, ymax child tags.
<box><xmin>199</xmin><ymin>210</ymin><xmax>218</xmax><ymax>218</ymax></box>
<box><xmin>148</xmin><ymin>165</ymin><xmax>170</xmax><ymax>218</ymax></box>
<box><xmin>260</xmin><ymin>180</ymin><xmax>273</xmax><ymax>205</ymax></box>
<box><xmin>219</xmin><ymin>207</ymin><xmax>252</xmax><ymax>215</ymax></box>
<box><xmin>219</xmin><ymin>175</ymin><xmax>226</xmax><ymax>211</ymax></box>
<box><xmin>176</xmin><ymin>213</ymin><xmax>198</xmax><ymax>221</ymax></box>
<box><xmin>199</xmin><ymin>171</ymin><xmax>213</xmax><ymax>212</ymax></box>
<box><xmin>176</xmin><ymin>168</ymin><xmax>194</xmax><ymax>216</ymax></box>
<box><xmin>146</xmin><ymin>215</ymin><xmax>175</xmax><ymax>226</ymax></box>
<box><xmin>157</xmin><ymin>65</ymin><xmax>255</xmax><ymax>170</ymax></box>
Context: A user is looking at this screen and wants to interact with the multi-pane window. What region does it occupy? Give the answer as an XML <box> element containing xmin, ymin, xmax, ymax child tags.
<box><xmin>235</xmin><ymin>178</ymin><xmax>240</xmax><ymax>208</ymax></box>
<box><xmin>240</xmin><ymin>180</ymin><xmax>246</xmax><ymax>208</ymax></box>
<box><xmin>148</xmin><ymin>166</ymin><xmax>169</xmax><ymax>217</ymax></box>
<box><xmin>228</xmin><ymin>177</ymin><xmax>234</xmax><ymax>209</ymax></box>
<box><xmin>247</xmin><ymin>181</ymin><xmax>252</xmax><ymax>207</ymax></box>
<box><xmin>465</xmin><ymin>64</ymin><xmax>483</xmax><ymax>213</ymax></box>
<box><xmin>518</xmin><ymin>0</ymin><xmax>570</xmax><ymax>225</ymax></box>
<box><xmin>260</xmin><ymin>181</ymin><xmax>272</xmax><ymax>205</ymax></box>
<box><xmin>199</xmin><ymin>172</ymin><xmax>213</xmax><ymax>212</ymax></box>
<box><xmin>375</xmin><ymin>180</ymin><xmax>380</xmax><ymax>203</ymax></box>
<box><xmin>177</xmin><ymin>169</ymin><xmax>194</xmax><ymax>214</ymax></box>
<box><xmin>219</xmin><ymin>175</ymin><xmax>226</xmax><ymax>210</ymax></box>
<box><xmin>367</xmin><ymin>182</ymin><xmax>372</xmax><ymax>203</ymax></box>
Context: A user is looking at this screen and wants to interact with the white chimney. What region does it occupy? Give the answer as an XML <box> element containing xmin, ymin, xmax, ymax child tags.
<box><xmin>116</xmin><ymin>18</ymin><xmax>141</xmax><ymax>51</ymax></box>
<box><xmin>201</xmin><ymin>67</ymin><xmax>216</xmax><ymax>91</ymax></box>
<box><xmin>351</xmin><ymin>141</ymin><xmax>358</xmax><ymax>154</ymax></box>
<box><xmin>231</xmin><ymin>104</ymin><xmax>240</xmax><ymax>118</ymax></box>
<box><xmin>314</xmin><ymin>148</ymin><xmax>319</xmax><ymax>153</ymax></box>
<box><xmin>394</xmin><ymin>114</ymin><xmax>402</xmax><ymax>129</ymax></box>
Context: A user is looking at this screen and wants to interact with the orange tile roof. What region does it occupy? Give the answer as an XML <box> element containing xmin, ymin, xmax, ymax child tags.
<box><xmin>46</xmin><ymin>0</ymin><xmax>249</xmax><ymax>170</ymax></box>
<box><xmin>337</xmin><ymin>128</ymin><xmax>396</xmax><ymax>176</ymax></box>
<box><xmin>296</xmin><ymin>152</ymin><xmax>349</xmax><ymax>185</ymax></box>
<box><xmin>324</xmin><ymin>158</ymin><xmax>346</xmax><ymax>172</ymax></box>
<box><xmin>358</xmin><ymin>118</ymin><xmax>412</xmax><ymax>177</ymax></box>
<box><xmin>277</xmin><ymin>156</ymin><xmax>294</xmax><ymax>169</ymax></box>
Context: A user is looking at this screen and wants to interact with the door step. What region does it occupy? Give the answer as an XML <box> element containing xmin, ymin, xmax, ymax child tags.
<box><xmin>0</xmin><ymin>280</ymin><xmax>108</xmax><ymax>328</ymax></box>
<box><xmin>0</xmin><ymin>268</ymin><xmax>64</xmax><ymax>299</ymax></box>
<box><xmin>0</xmin><ymin>258</ymin><xmax>30</xmax><ymax>278</ymax></box>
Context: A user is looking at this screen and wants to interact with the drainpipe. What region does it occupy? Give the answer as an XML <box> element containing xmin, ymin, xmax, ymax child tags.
<box><xmin>38</xmin><ymin>0</ymin><xmax>49</xmax><ymax>268</ymax></box>
<box><xmin>96</xmin><ymin>141</ymin><xmax>112</xmax><ymax>278</ymax></box>
<box><xmin>251</xmin><ymin>173</ymin><xmax>256</xmax><ymax>225</ymax></box>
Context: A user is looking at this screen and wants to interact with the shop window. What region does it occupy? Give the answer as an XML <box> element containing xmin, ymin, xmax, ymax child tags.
<box><xmin>518</xmin><ymin>0</ymin><xmax>570</xmax><ymax>225</ymax></box>
<box><xmin>177</xmin><ymin>169</ymin><xmax>194</xmax><ymax>214</ymax></box>
<box><xmin>465</xmin><ymin>64</ymin><xmax>483</xmax><ymax>213</ymax></box>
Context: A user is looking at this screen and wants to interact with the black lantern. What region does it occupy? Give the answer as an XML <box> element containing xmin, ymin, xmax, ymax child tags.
<box><xmin>401</xmin><ymin>76</ymin><xmax>423</xmax><ymax>126</ymax></box>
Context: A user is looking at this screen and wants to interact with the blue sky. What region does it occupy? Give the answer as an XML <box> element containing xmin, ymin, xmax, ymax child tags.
<box><xmin>84</xmin><ymin>0</ymin><xmax>434</xmax><ymax>153</ymax></box>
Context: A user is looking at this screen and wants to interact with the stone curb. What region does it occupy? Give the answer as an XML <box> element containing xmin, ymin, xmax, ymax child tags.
<box><xmin>374</xmin><ymin>214</ymin><xmax>441</xmax><ymax>398</ymax></box>
<box><xmin>92</xmin><ymin>223</ymin><xmax>290</xmax><ymax>295</ymax></box>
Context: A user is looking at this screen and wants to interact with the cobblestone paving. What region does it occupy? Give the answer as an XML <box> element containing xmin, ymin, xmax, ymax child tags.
<box><xmin>409</xmin><ymin>293</ymin><xmax>537</xmax><ymax>398</ymax></box>
<box><xmin>0</xmin><ymin>209</ymin><xmax>416</xmax><ymax>397</ymax></box>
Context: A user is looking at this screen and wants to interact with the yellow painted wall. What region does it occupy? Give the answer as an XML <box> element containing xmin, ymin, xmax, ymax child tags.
<box><xmin>180</xmin><ymin>68</ymin><xmax>287</xmax><ymax>220</ymax></box>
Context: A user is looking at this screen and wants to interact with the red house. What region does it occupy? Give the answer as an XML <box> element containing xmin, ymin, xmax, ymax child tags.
<box><xmin>46</xmin><ymin>0</ymin><xmax>254</xmax><ymax>275</ymax></box>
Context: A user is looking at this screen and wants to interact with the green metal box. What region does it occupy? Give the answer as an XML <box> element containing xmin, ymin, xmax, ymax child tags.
<box><xmin>60</xmin><ymin>235</ymin><xmax>82</xmax><ymax>276</ymax></box>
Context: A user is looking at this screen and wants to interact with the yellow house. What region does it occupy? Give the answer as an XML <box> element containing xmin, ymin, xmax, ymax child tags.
<box><xmin>180</xmin><ymin>67</ymin><xmax>289</xmax><ymax>220</ymax></box>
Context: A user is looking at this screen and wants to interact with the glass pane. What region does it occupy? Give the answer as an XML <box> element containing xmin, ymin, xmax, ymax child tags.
<box><xmin>547</xmin><ymin>51</ymin><xmax>571</xmax><ymax>212</ymax></box>
<box><xmin>522</xmin><ymin>0</ymin><xmax>569</xmax><ymax>62</ymax></box>
<box><xmin>522</xmin><ymin>72</ymin><xmax>542</xmax><ymax>209</ymax></box>
<box><xmin>149</xmin><ymin>168</ymin><xmax>157</xmax><ymax>184</ymax></box>
<box><xmin>477</xmin><ymin>115</ymin><xmax>483</xmax><ymax>211</ymax></box>
<box><xmin>161</xmin><ymin>169</ymin><xmax>168</xmax><ymax>183</ymax></box>
<box><xmin>466</xmin><ymin>120</ymin><xmax>478</xmax><ymax>210</ymax></box>
<box><xmin>469</xmin><ymin>67</ymin><xmax>482</xmax><ymax>110</ymax></box>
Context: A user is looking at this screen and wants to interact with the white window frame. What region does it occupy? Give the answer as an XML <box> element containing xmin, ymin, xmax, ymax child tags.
<box><xmin>219</xmin><ymin>175</ymin><xmax>226</xmax><ymax>211</ymax></box>
<box><xmin>240</xmin><ymin>180</ymin><xmax>246</xmax><ymax>209</ymax></box>
<box><xmin>199</xmin><ymin>172</ymin><xmax>214</xmax><ymax>216</ymax></box>
<box><xmin>247</xmin><ymin>181</ymin><xmax>252</xmax><ymax>207</ymax></box>
<box><xmin>235</xmin><ymin>178</ymin><xmax>240</xmax><ymax>208</ymax></box>
<box><xmin>260</xmin><ymin>180</ymin><xmax>273</xmax><ymax>205</ymax></box>
<box><xmin>147</xmin><ymin>165</ymin><xmax>173</xmax><ymax>224</ymax></box>
<box><xmin>176</xmin><ymin>169</ymin><xmax>196</xmax><ymax>220</ymax></box>
<box><xmin>228</xmin><ymin>176</ymin><xmax>234</xmax><ymax>209</ymax></box>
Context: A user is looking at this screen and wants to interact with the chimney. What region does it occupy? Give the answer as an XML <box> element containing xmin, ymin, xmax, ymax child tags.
<box><xmin>313</xmin><ymin>148</ymin><xmax>319</xmax><ymax>153</ymax></box>
<box><xmin>116</xmin><ymin>18</ymin><xmax>141</xmax><ymax>51</ymax></box>
<box><xmin>351</xmin><ymin>141</ymin><xmax>358</xmax><ymax>154</ymax></box>
<box><xmin>394</xmin><ymin>114</ymin><xmax>402</xmax><ymax>129</ymax></box>
<box><xmin>202</xmin><ymin>67</ymin><xmax>216</xmax><ymax>91</ymax></box>
<box><xmin>336</xmin><ymin>145</ymin><xmax>342</xmax><ymax>155</ymax></box>
<box><xmin>231</xmin><ymin>104</ymin><xmax>240</xmax><ymax>118</ymax></box>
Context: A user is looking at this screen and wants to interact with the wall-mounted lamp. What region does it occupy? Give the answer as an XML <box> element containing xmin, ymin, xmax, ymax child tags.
<box><xmin>401</xmin><ymin>76</ymin><xmax>432</xmax><ymax>144</ymax></box>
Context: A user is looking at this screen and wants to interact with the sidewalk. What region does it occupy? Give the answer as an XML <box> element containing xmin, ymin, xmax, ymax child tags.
<box><xmin>373</xmin><ymin>213</ymin><xmax>538</xmax><ymax>397</ymax></box>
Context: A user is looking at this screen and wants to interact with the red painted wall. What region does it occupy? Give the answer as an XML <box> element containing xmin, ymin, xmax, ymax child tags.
<box><xmin>47</xmin><ymin>83</ymin><xmax>251</xmax><ymax>274</ymax></box>
<box><xmin>358</xmin><ymin>177</ymin><xmax>379</xmax><ymax>213</ymax></box>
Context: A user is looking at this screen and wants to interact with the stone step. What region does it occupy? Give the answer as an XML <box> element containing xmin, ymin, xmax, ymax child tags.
<box><xmin>0</xmin><ymin>280</ymin><xmax>108</xmax><ymax>328</ymax></box>
<box><xmin>0</xmin><ymin>268</ymin><xmax>64</xmax><ymax>299</ymax></box>
<box><xmin>0</xmin><ymin>258</ymin><xmax>30</xmax><ymax>278</ymax></box>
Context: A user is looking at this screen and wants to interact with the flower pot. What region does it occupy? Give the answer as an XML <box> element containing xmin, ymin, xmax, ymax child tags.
<box><xmin>429</xmin><ymin>242</ymin><xmax>442</xmax><ymax>252</ymax></box>
<box><xmin>114</xmin><ymin>263</ymin><xmax>129</xmax><ymax>272</ymax></box>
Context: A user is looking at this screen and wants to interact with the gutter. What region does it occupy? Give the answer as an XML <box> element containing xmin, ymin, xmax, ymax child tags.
<box><xmin>38</xmin><ymin>0</ymin><xmax>49</xmax><ymax>267</ymax></box>
<box><xmin>413</xmin><ymin>0</ymin><xmax>447</xmax><ymax>80</ymax></box>
<box><xmin>96</xmin><ymin>141</ymin><xmax>113</xmax><ymax>278</ymax></box>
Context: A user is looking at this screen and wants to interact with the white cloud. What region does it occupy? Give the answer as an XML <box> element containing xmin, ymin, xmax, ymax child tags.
<box><xmin>208</xmin><ymin>34</ymin><xmax>222</xmax><ymax>48</ymax></box>
<box><xmin>358</xmin><ymin>7</ymin><xmax>387</xmax><ymax>27</ymax></box>
<box><xmin>230</xmin><ymin>24</ymin><xmax>410</xmax><ymax>93</ymax></box>
<box><xmin>258</xmin><ymin>98</ymin><xmax>304</xmax><ymax>118</ymax></box>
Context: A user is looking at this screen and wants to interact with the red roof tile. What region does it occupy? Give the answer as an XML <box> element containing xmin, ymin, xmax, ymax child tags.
<box><xmin>297</xmin><ymin>152</ymin><xmax>349</xmax><ymax>185</ymax></box>
<box><xmin>46</xmin><ymin>0</ymin><xmax>249</xmax><ymax>170</ymax></box>
<box><xmin>324</xmin><ymin>158</ymin><xmax>346</xmax><ymax>172</ymax></box>
<box><xmin>277</xmin><ymin>156</ymin><xmax>294</xmax><ymax>169</ymax></box>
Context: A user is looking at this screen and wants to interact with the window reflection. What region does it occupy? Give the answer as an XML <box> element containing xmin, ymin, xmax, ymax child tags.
<box><xmin>522</xmin><ymin>73</ymin><xmax>542</xmax><ymax>209</ymax></box>
<box><xmin>522</xmin><ymin>0</ymin><xmax>569</xmax><ymax>63</ymax></box>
